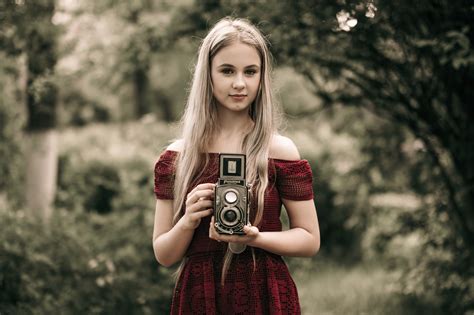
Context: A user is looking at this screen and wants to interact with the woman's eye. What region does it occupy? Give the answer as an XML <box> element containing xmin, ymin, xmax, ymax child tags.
<box><xmin>245</xmin><ymin>69</ymin><xmax>257</xmax><ymax>76</ymax></box>
<box><xmin>221</xmin><ymin>68</ymin><xmax>233</xmax><ymax>75</ymax></box>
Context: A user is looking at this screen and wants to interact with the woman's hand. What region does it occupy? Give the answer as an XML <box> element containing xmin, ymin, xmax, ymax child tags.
<box><xmin>181</xmin><ymin>183</ymin><xmax>215</xmax><ymax>230</ymax></box>
<box><xmin>208</xmin><ymin>216</ymin><xmax>260</xmax><ymax>245</ymax></box>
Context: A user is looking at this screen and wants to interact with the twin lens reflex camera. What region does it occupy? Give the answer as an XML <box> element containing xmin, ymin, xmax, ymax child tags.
<box><xmin>214</xmin><ymin>154</ymin><xmax>250</xmax><ymax>235</ymax></box>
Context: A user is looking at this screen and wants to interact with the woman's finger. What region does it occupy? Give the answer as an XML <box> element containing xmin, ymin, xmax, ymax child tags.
<box><xmin>187</xmin><ymin>199</ymin><xmax>213</xmax><ymax>213</ymax></box>
<box><xmin>187</xmin><ymin>183</ymin><xmax>215</xmax><ymax>199</ymax></box>
<box><xmin>209</xmin><ymin>216</ymin><xmax>222</xmax><ymax>242</ymax></box>
<box><xmin>243</xmin><ymin>225</ymin><xmax>259</xmax><ymax>236</ymax></box>
<box><xmin>186</xmin><ymin>189</ymin><xmax>214</xmax><ymax>205</ymax></box>
<box><xmin>208</xmin><ymin>217</ymin><xmax>259</xmax><ymax>244</ymax></box>
<box><xmin>190</xmin><ymin>208</ymin><xmax>213</xmax><ymax>222</ymax></box>
<box><xmin>209</xmin><ymin>216</ymin><xmax>217</xmax><ymax>239</ymax></box>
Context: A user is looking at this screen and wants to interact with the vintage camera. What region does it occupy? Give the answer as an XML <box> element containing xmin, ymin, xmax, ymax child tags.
<box><xmin>214</xmin><ymin>154</ymin><xmax>250</xmax><ymax>235</ymax></box>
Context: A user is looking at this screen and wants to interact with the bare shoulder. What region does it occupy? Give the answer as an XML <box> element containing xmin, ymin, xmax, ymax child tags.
<box><xmin>166</xmin><ymin>139</ymin><xmax>184</xmax><ymax>152</ymax></box>
<box><xmin>269</xmin><ymin>134</ymin><xmax>301</xmax><ymax>160</ymax></box>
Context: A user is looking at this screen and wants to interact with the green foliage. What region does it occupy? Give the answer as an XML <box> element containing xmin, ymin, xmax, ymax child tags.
<box><xmin>54</xmin><ymin>0</ymin><xmax>191</xmax><ymax>122</ymax></box>
<box><xmin>1</xmin><ymin>0</ymin><xmax>60</xmax><ymax>130</ymax></box>
<box><xmin>0</xmin><ymin>118</ymin><xmax>178</xmax><ymax>314</ymax></box>
<box><xmin>308</xmin><ymin>152</ymin><xmax>362</xmax><ymax>260</ymax></box>
<box><xmin>59</xmin><ymin>90</ymin><xmax>110</xmax><ymax>126</ymax></box>
<box><xmin>362</xmin><ymin>201</ymin><xmax>474</xmax><ymax>313</ymax></box>
<box><xmin>283</xmin><ymin>105</ymin><xmax>474</xmax><ymax>311</ymax></box>
<box><xmin>57</xmin><ymin>158</ymin><xmax>121</xmax><ymax>214</ymax></box>
<box><xmin>0</xmin><ymin>52</ymin><xmax>25</xmax><ymax>207</ymax></box>
<box><xmin>55</xmin><ymin>120</ymin><xmax>175</xmax><ymax>214</ymax></box>
<box><xmin>0</xmin><ymin>206</ymin><xmax>173</xmax><ymax>314</ymax></box>
<box><xmin>283</xmin><ymin>108</ymin><xmax>420</xmax><ymax>260</ymax></box>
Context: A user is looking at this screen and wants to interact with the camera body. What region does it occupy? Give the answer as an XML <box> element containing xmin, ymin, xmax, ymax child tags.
<box><xmin>214</xmin><ymin>154</ymin><xmax>250</xmax><ymax>235</ymax></box>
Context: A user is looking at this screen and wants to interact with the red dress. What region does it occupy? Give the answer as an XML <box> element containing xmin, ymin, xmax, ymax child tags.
<box><xmin>154</xmin><ymin>150</ymin><xmax>314</xmax><ymax>315</ymax></box>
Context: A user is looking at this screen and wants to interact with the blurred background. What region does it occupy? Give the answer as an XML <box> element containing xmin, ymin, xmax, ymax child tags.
<box><xmin>1</xmin><ymin>0</ymin><xmax>473</xmax><ymax>314</ymax></box>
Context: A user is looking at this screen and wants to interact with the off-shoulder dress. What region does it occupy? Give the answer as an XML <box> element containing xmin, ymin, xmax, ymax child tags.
<box><xmin>154</xmin><ymin>150</ymin><xmax>314</xmax><ymax>315</ymax></box>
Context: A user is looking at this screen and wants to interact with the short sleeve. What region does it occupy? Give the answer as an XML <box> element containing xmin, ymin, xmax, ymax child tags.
<box><xmin>274</xmin><ymin>159</ymin><xmax>314</xmax><ymax>201</ymax></box>
<box><xmin>154</xmin><ymin>150</ymin><xmax>177</xmax><ymax>200</ymax></box>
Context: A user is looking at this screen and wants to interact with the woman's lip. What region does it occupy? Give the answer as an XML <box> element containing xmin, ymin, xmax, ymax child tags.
<box><xmin>230</xmin><ymin>94</ymin><xmax>247</xmax><ymax>101</ymax></box>
<box><xmin>230</xmin><ymin>94</ymin><xmax>247</xmax><ymax>100</ymax></box>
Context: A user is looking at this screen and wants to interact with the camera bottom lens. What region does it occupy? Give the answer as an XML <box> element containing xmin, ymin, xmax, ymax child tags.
<box><xmin>220</xmin><ymin>207</ymin><xmax>241</xmax><ymax>227</ymax></box>
<box><xmin>224</xmin><ymin>210</ymin><xmax>237</xmax><ymax>222</ymax></box>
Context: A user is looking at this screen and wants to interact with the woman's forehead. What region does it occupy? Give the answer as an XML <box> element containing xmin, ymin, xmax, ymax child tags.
<box><xmin>212</xmin><ymin>42</ymin><xmax>261</xmax><ymax>68</ymax></box>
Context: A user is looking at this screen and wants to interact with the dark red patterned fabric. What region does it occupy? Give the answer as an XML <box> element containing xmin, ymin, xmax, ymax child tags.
<box><xmin>154</xmin><ymin>150</ymin><xmax>314</xmax><ymax>315</ymax></box>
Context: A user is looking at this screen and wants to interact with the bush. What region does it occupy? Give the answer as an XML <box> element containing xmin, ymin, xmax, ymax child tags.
<box><xmin>55</xmin><ymin>120</ymin><xmax>175</xmax><ymax>214</ymax></box>
<box><xmin>361</xmin><ymin>198</ymin><xmax>474</xmax><ymax>313</ymax></box>
<box><xmin>0</xmin><ymin>207</ymin><xmax>174</xmax><ymax>314</ymax></box>
<box><xmin>0</xmin><ymin>121</ymin><xmax>178</xmax><ymax>314</ymax></box>
<box><xmin>56</xmin><ymin>153</ymin><xmax>156</xmax><ymax>215</ymax></box>
<box><xmin>56</xmin><ymin>157</ymin><xmax>122</xmax><ymax>214</ymax></box>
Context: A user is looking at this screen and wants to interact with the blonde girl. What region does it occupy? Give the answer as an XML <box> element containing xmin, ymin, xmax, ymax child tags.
<box><xmin>153</xmin><ymin>17</ymin><xmax>320</xmax><ymax>314</ymax></box>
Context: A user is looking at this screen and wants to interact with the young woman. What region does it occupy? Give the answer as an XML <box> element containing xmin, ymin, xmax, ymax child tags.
<box><xmin>153</xmin><ymin>17</ymin><xmax>320</xmax><ymax>314</ymax></box>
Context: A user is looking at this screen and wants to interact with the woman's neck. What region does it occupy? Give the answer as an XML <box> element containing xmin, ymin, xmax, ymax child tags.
<box><xmin>217</xmin><ymin>106</ymin><xmax>252</xmax><ymax>129</ymax></box>
<box><xmin>208</xmin><ymin>111</ymin><xmax>254</xmax><ymax>154</ymax></box>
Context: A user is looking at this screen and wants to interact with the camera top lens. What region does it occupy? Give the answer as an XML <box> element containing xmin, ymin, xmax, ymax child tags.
<box><xmin>224</xmin><ymin>191</ymin><xmax>238</xmax><ymax>204</ymax></box>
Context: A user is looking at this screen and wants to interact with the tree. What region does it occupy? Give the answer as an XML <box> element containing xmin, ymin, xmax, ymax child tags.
<box><xmin>0</xmin><ymin>0</ymin><xmax>59</xmax><ymax>220</ymax></box>
<box><xmin>58</xmin><ymin>0</ymin><xmax>176</xmax><ymax>121</ymax></box>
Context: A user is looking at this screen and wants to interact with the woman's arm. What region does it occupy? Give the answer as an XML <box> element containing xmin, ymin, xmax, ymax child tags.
<box><xmin>153</xmin><ymin>183</ymin><xmax>215</xmax><ymax>267</ymax></box>
<box><xmin>209</xmin><ymin>199</ymin><xmax>320</xmax><ymax>257</ymax></box>
<box><xmin>249</xmin><ymin>199</ymin><xmax>319</xmax><ymax>256</ymax></box>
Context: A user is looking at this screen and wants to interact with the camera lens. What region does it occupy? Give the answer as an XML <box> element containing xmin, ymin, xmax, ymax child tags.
<box><xmin>220</xmin><ymin>207</ymin><xmax>241</xmax><ymax>226</ymax></box>
<box><xmin>224</xmin><ymin>191</ymin><xmax>238</xmax><ymax>204</ymax></box>
<box><xmin>224</xmin><ymin>210</ymin><xmax>237</xmax><ymax>222</ymax></box>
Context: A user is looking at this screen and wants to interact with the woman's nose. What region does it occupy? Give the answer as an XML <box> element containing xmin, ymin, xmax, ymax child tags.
<box><xmin>232</xmin><ymin>74</ymin><xmax>245</xmax><ymax>89</ymax></box>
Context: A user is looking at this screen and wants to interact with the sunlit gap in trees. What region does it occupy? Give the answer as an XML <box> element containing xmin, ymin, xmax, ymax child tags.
<box><xmin>336</xmin><ymin>2</ymin><xmax>377</xmax><ymax>32</ymax></box>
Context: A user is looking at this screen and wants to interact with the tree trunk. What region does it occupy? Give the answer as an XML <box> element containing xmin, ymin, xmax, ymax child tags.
<box><xmin>133</xmin><ymin>65</ymin><xmax>150</xmax><ymax>119</ymax></box>
<box><xmin>155</xmin><ymin>89</ymin><xmax>174</xmax><ymax>122</ymax></box>
<box><xmin>25</xmin><ymin>130</ymin><xmax>58</xmax><ymax>221</ymax></box>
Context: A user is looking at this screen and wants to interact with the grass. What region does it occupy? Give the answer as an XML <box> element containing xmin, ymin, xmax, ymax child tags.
<box><xmin>292</xmin><ymin>260</ymin><xmax>442</xmax><ymax>315</ymax></box>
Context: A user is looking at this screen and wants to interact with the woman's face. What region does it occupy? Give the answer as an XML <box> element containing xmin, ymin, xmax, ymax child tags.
<box><xmin>210</xmin><ymin>41</ymin><xmax>261</xmax><ymax>114</ymax></box>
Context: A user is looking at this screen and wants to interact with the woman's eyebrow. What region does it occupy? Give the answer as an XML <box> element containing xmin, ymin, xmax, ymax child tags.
<box><xmin>217</xmin><ymin>63</ymin><xmax>235</xmax><ymax>68</ymax></box>
<box><xmin>216</xmin><ymin>63</ymin><xmax>260</xmax><ymax>69</ymax></box>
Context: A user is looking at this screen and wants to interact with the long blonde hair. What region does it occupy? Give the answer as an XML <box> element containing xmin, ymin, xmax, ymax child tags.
<box><xmin>173</xmin><ymin>17</ymin><xmax>279</xmax><ymax>283</ymax></box>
